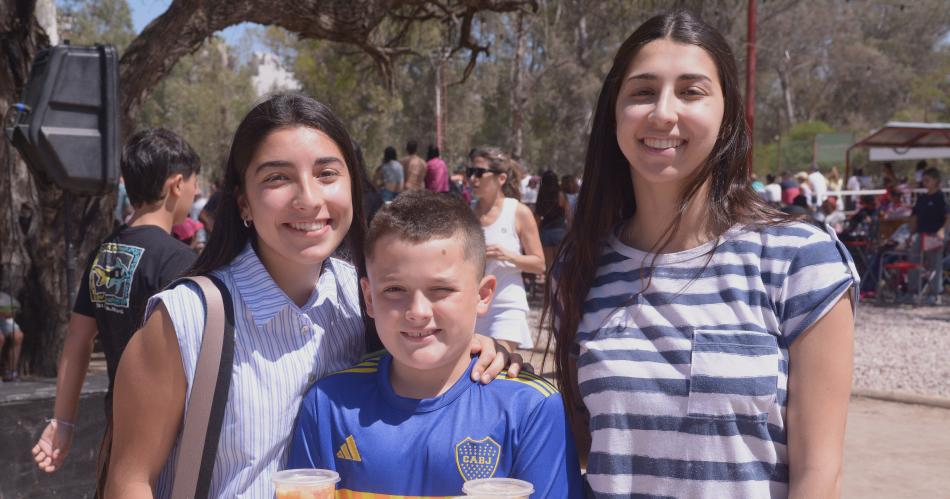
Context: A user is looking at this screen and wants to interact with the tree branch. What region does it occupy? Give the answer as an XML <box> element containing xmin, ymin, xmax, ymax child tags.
<box><xmin>119</xmin><ymin>0</ymin><xmax>535</xmax><ymax>123</ymax></box>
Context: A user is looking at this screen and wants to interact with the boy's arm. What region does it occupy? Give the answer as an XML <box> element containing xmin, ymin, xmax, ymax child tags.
<box><xmin>510</xmin><ymin>393</ymin><xmax>584</xmax><ymax>498</ymax></box>
<box><xmin>941</xmin><ymin>203</ymin><xmax>949</xmax><ymax>238</ymax></box>
<box><xmin>32</xmin><ymin>313</ymin><xmax>98</xmax><ymax>472</ymax></box>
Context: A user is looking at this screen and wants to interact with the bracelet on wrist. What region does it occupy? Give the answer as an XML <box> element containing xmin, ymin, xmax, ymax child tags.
<box><xmin>46</xmin><ymin>418</ymin><xmax>76</xmax><ymax>429</ymax></box>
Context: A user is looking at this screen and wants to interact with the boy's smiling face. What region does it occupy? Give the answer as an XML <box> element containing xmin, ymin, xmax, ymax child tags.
<box><xmin>361</xmin><ymin>233</ymin><xmax>495</xmax><ymax>376</ymax></box>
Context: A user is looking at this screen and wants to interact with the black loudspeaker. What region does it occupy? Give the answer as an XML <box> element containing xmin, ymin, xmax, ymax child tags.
<box><xmin>8</xmin><ymin>44</ymin><xmax>120</xmax><ymax>195</ymax></box>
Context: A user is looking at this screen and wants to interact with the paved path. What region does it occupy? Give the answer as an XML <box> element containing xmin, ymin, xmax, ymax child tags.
<box><xmin>843</xmin><ymin>397</ymin><xmax>950</xmax><ymax>498</ymax></box>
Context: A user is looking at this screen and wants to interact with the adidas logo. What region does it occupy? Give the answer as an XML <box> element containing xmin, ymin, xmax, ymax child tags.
<box><xmin>335</xmin><ymin>435</ymin><xmax>362</xmax><ymax>462</ymax></box>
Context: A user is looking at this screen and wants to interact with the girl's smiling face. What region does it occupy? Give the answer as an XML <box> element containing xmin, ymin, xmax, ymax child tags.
<box><xmin>239</xmin><ymin>126</ymin><xmax>353</xmax><ymax>273</ymax></box>
<box><xmin>614</xmin><ymin>38</ymin><xmax>725</xmax><ymax>188</ymax></box>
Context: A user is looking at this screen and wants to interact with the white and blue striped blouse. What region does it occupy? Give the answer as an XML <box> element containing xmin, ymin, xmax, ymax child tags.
<box><xmin>146</xmin><ymin>244</ymin><xmax>365</xmax><ymax>498</ymax></box>
<box><xmin>575</xmin><ymin>221</ymin><xmax>857</xmax><ymax>498</ymax></box>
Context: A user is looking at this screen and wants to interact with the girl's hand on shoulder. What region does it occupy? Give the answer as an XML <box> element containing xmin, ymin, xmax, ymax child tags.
<box><xmin>469</xmin><ymin>334</ymin><xmax>529</xmax><ymax>383</ymax></box>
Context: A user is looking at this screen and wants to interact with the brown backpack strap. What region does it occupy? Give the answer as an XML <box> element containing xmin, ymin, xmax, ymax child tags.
<box><xmin>170</xmin><ymin>275</ymin><xmax>235</xmax><ymax>499</ymax></box>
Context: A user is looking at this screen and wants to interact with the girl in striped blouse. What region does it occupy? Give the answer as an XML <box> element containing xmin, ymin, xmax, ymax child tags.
<box><xmin>547</xmin><ymin>12</ymin><xmax>857</xmax><ymax>498</ymax></box>
<box><xmin>105</xmin><ymin>94</ymin><xmax>517</xmax><ymax>498</ymax></box>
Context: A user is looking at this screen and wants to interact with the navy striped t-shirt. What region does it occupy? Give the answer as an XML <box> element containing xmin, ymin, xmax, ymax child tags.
<box><xmin>574</xmin><ymin>221</ymin><xmax>857</xmax><ymax>498</ymax></box>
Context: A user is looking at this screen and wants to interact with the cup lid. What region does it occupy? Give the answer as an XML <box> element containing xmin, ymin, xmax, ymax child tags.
<box><xmin>462</xmin><ymin>477</ymin><xmax>534</xmax><ymax>496</ymax></box>
<box><xmin>272</xmin><ymin>469</ymin><xmax>340</xmax><ymax>486</ymax></box>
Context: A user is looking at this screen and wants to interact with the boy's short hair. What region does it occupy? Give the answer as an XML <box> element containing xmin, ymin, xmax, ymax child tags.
<box><xmin>365</xmin><ymin>190</ymin><xmax>486</xmax><ymax>277</ymax></box>
<box><xmin>122</xmin><ymin>128</ymin><xmax>201</xmax><ymax>207</ymax></box>
<box><xmin>923</xmin><ymin>167</ymin><xmax>941</xmax><ymax>182</ymax></box>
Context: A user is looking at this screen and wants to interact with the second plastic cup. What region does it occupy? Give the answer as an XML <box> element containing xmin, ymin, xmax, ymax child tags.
<box><xmin>462</xmin><ymin>477</ymin><xmax>534</xmax><ymax>498</ymax></box>
<box><xmin>272</xmin><ymin>469</ymin><xmax>339</xmax><ymax>499</ymax></box>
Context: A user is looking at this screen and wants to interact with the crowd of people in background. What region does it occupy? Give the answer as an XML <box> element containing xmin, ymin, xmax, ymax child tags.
<box><xmin>749</xmin><ymin>159</ymin><xmax>949</xmax><ymax>304</ymax></box>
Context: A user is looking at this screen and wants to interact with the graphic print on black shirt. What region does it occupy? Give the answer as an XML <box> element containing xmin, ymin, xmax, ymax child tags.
<box><xmin>74</xmin><ymin>225</ymin><xmax>197</xmax><ymax>389</ymax></box>
<box><xmin>88</xmin><ymin>242</ymin><xmax>145</xmax><ymax>312</ymax></box>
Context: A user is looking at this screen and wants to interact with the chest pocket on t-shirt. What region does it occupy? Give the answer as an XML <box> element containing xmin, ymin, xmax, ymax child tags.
<box><xmin>687</xmin><ymin>330</ymin><xmax>779</xmax><ymax>423</ymax></box>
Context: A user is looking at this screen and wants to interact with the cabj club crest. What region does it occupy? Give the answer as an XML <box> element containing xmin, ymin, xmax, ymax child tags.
<box><xmin>455</xmin><ymin>436</ymin><xmax>501</xmax><ymax>481</ymax></box>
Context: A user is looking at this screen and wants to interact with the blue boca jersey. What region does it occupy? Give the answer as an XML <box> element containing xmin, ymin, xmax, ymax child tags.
<box><xmin>287</xmin><ymin>354</ymin><xmax>583</xmax><ymax>498</ymax></box>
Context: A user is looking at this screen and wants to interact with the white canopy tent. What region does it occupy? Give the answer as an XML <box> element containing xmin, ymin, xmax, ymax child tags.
<box><xmin>846</xmin><ymin>121</ymin><xmax>950</xmax><ymax>179</ymax></box>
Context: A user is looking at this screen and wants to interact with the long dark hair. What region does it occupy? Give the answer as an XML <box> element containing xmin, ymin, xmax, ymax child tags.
<box><xmin>546</xmin><ymin>11</ymin><xmax>786</xmax><ymax>428</ymax></box>
<box><xmin>535</xmin><ymin>170</ymin><xmax>562</xmax><ymax>223</ymax></box>
<box><xmin>560</xmin><ymin>174</ymin><xmax>579</xmax><ymax>195</ymax></box>
<box><xmin>190</xmin><ymin>93</ymin><xmax>367</xmax><ymax>280</ymax></box>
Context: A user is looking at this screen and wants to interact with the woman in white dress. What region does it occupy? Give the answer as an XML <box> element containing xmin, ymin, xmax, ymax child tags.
<box><xmin>468</xmin><ymin>147</ymin><xmax>545</xmax><ymax>353</ymax></box>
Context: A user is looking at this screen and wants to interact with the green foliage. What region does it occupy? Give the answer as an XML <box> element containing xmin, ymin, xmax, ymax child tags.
<box><xmin>57</xmin><ymin>0</ymin><xmax>135</xmax><ymax>51</ymax></box>
<box><xmin>753</xmin><ymin>121</ymin><xmax>838</xmax><ymax>175</ymax></box>
<box><xmin>137</xmin><ymin>38</ymin><xmax>257</xmax><ymax>184</ymax></box>
<box><xmin>293</xmin><ymin>37</ymin><xmax>405</xmax><ymax>173</ymax></box>
<box><xmin>787</xmin><ymin>121</ymin><xmax>836</xmax><ymax>142</ymax></box>
<box><xmin>903</xmin><ymin>47</ymin><xmax>950</xmax><ymax>122</ymax></box>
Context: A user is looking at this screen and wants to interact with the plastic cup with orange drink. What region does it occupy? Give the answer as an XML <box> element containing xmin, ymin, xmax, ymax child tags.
<box><xmin>272</xmin><ymin>469</ymin><xmax>339</xmax><ymax>499</ymax></box>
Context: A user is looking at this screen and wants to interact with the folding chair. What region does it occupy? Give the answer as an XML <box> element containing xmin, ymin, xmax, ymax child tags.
<box><xmin>844</xmin><ymin>238</ymin><xmax>874</xmax><ymax>287</ymax></box>
<box><xmin>878</xmin><ymin>233</ymin><xmax>944</xmax><ymax>305</ymax></box>
<box><xmin>843</xmin><ymin>217</ymin><xmax>880</xmax><ymax>293</ymax></box>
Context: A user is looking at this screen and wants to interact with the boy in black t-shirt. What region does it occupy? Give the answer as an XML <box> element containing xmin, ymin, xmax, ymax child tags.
<box><xmin>910</xmin><ymin>167</ymin><xmax>949</xmax><ymax>303</ymax></box>
<box><xmin>32</xmin><ymin>129</ymin><xmax>200</xmax><ymax>479</ymax></box>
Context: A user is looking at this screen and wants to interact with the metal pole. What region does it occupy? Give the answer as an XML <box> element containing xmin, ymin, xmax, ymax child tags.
<box><xmin>63</xmin><ymin>191</ymin><xmax>75</xmax><ymax>308</ymax></box>
<box><xmin>776</xmin><ymin>136</ymin><xmax>782</xmax><ymax>173</ymax></box>
<box><xmin>845</xmin><ymin>144</ymin><xmax>854</xmax><ymax>185</ymax></box>
<box><xmin>435</xmin><ymin>61</ymin><xmax>443</xmax><ymax>152</ymax></box>
<box><xmin>746</xmin><ymin>0</ymin><xmax>757</xmax><ymax>174</ymax></box>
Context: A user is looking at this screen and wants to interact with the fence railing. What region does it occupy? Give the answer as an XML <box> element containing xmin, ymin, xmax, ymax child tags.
<box><xmin>827</xmin><ymin>188</ymin><xmax>950</xmax><ymax>212</ymax></box>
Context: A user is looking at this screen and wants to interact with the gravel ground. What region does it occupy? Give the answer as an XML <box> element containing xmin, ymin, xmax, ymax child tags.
<box><xmin>520</xmin><ymin>295</ymin><xmax>950</xmax><ymax>400</ymax></box>
<box><xmin>853</xmin><ymin>302</ymin><xmax>950</xmax><ymax>399</ymax></box>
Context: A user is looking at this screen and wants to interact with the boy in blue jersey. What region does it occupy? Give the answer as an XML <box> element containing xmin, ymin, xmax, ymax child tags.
<box><xmin>287</xmin><ymin>190</ymin><xmax>582</xmax><ymax>497</ymax></box>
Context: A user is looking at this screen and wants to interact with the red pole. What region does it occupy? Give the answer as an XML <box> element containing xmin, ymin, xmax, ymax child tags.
<box><xmin>746</xmin><ymin>0</ymin><xmax>757</xmax><ymax>174</ymax></box>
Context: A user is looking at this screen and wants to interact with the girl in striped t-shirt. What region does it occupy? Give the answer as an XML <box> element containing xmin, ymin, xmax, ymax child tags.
<box><xmin>547</xmin><ymin>12</ymin><xmax>857</xmax><ymax>498</ymax></box>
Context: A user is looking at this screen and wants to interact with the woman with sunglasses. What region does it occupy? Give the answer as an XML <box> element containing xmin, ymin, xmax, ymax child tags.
<box><xmin>469</xmin><ymin>147</ymin><xmax>544</xmax><ymax>353</ymax></box>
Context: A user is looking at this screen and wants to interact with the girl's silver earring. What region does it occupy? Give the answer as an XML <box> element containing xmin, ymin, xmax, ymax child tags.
<box><xmin>243</xmin><ymin>218</ymin><xmax>252</xmax><ymax>228</ymax></box>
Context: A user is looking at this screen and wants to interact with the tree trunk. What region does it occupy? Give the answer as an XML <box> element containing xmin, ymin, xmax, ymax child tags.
<box><xmin>777</xmin><ymin>65</ymin><xmax>797</xmax><ymax>127</ymax></box>
<box><xmin>511</xmin><ymin>11</ymin><xmax>527</xmax><ymax>161</ymax></box>
<box><xmin>1</xmin><ymin>0</ymin><xmax>117</xmax><ymax>375</ymax></box>
<box><xmin>1</xmin><ymin>0</ymin><xmax>43</xmax><ymax>373</ymax></box>
<box><xmin>574</xmin><ymin>5</ymin><xmax>588</xmax><ymax>69</ymax></box>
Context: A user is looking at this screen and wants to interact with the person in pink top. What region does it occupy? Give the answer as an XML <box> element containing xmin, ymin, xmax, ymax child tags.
<box><xmin>425</xmin><ymin>145</ymin><xmax>449</xmax><ymax>193</ymax></box>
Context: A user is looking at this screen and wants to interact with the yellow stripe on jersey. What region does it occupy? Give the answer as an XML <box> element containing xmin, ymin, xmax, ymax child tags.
<box><xmin>333</xmin><ymin>353</ymin><xmax>385</xmax><ymax>376</ymax></box>
<box><xmin>506</xmin><ymin>377</ymin><xmax>555</xmax><ymax>397</ymax></box>
<box><xmin>345</xmin><ymin>435</ymin><xmax>362</xmax><ymax>462</ymax></box>
<box><xmin>336</xmin><ymin>490</ymin><xmax>453</xmax><ymax>498</ymax></box>
<box><xmin>337</xmin><ymin>441</ymin><xmax>353</xmax><ymax>460</ymax></box>
<box><xmin>359</xmin><ymin>349</ymin><xmax>387</xmax><ymax>362</ymax></box>
<box><xmin>519</xmin><ymin>371</ymin><xmax>558</xmax><ymax>392</ymax></box>
<box><xmin>351</xmin><ymin>362</ymin><xmax>380</xmax><ymax>369</ymax></box>
<box><xmin>335</xmin><ymin>367</ymin><xmax>379</xmax><ymax>375</ymax></box>
<box><xmin>498</xmin><ymin>371</ymin><xmax>557</xmax><ymax>397</ymax></box>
